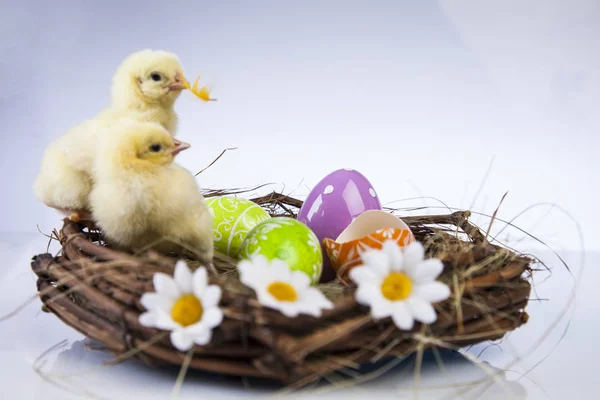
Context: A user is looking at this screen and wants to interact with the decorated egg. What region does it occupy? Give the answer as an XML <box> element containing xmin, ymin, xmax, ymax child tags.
<box><xmin>205</xmin><ymin>196</ymin><xmax>271</xmax><ymax>258</ymax></box>
<box><xmin>239</xmin><ymin>217</ymin><xmax>323</xmax><ymax>284</ymax></box>
<box><xmin>297</xmin><ymin>168</ymin><xmax>382</xmax><ymax>282</ymax></box>
<box><xmin>323</xmin><ymin>210</ymin><xmax>415</xmax><ymax>279</ymax></box>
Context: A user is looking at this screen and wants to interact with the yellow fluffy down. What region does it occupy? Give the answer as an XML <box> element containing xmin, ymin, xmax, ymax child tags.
<box><xmin>90</xmin><ymin>121</ymin><xmax>213</xmax><ymax>262</ymax></box>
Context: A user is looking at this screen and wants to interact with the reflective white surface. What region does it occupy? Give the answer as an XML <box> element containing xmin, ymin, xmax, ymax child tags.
<box><xmin>0</xmin><ymin>233</ymin><xmax>592</xmax><ymax>399</ymax></box>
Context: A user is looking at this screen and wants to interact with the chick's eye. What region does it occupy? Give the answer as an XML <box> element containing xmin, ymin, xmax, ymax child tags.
<box><xmin>150</xmin><ymin>144</ymin><xmax>162</xmax><ymax>152</ymax></box>
<box><xmin>150</xmin><ymin>73</ymin><xmax>162</xmax><ymax>82</ymax></box>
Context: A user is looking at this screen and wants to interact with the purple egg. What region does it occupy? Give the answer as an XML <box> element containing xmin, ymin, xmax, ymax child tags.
<box><xmin>298</xmin><ymin>169</ymin><xmax>382</xmax><ymax>282</ymax></box>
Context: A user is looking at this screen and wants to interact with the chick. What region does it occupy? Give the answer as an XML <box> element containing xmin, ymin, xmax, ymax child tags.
<box><xmin>33</xmin><ymin>49</ymin><xmax>189</xmax><ymax>222</ymax></box>
<box><xmin>89</xmin><ymin>121</ymin><xmax>214</xmax><ymax>263</ymax></box>
<box><xmin>103</xmin><ymin>49</ymin><xmax>188</xmax><ymax>133</ymax></box>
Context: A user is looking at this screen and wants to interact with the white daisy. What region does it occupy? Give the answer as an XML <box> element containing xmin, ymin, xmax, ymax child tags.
<box><xmin>238</xmin><ymin>255</ymin><xmax>334</xmax><ymax>318</ymax></box>
<box><xmin>349</xmin><ymin>240</ymin><xmax>450</xmax><ymax>330</ymax></box>
<box><xmin>139</xmin><ymin>261</ymin><xmax>223</xmax><ymax>351</ymax></box>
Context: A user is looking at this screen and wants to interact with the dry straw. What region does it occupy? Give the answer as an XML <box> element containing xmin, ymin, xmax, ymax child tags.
<box><xmin>30</xmin><ymin>191</ymin><xmax>533</xmax><ymax>387</ymax></box>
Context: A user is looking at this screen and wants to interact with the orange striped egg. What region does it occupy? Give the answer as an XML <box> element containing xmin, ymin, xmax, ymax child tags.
<box><xmin>323</xmin><ymin>210</ymin><xmax>415</xmax><ymax>279</ymax></box>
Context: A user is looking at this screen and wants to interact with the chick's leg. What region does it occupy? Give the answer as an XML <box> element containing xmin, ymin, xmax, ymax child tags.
<box><xmin>69</xmin><ymin>211</ymin><xmax>98</xmax><ymax>231</ymax></box>
<box><xmin>48</xmin><ymin>205</ymin><xmax>97</xmax><ymax>230</ymax></box>
<box><xmin>68</xmin><ymin>209</ymin><xmax>93</xmax><ymax>223</ymax></box>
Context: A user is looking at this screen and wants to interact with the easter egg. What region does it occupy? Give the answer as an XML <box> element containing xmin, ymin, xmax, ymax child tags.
<box><xmin>323</xmin><ymin>210</ymin><xmax>415</xmax><ymax>279</ymax></box>
<box><xmin>239</xmin><ymin>217</ymin><xmax>323</xmax><ymax>284</ymax></box>
<box><xmin>297</xmin><ymin>168</ymin><xmax>382</xmax><ymax>281</ymax></box>
<box><xmin>205</xmin><ymin>196</ymin><xmax>271</xmax><ymax>258</ymax></box>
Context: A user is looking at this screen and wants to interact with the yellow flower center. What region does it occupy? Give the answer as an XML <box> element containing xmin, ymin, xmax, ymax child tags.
<box><xmin>381</xmin><ymin>273</ymin><xmax>413</xmax><ymax>301</ymax></box>
<box><xmin>170</xmin><ymin>294</ymin><xmax>203</xmax><ymax>327</ymax></box>
<box><xmin>267</xmin><ymin>281</ymin><xmax>298</xmax><ymax>302</ymax></box>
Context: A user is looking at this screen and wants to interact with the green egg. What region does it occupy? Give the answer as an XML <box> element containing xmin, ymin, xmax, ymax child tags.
<box><xmin>205</xmin><ymin>196</ymin><xmax>271</xmax><ymax>258</ymax></box>
<box><xmin>239</xmin><ymin>217</ymin><xmax>323</xmax><ymax>284</ymax></box>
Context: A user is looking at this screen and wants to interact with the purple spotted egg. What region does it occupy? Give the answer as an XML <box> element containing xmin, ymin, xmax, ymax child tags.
<box><xmin>298</xmin><ymin>168</ymin><xmax>382</xmax><ymax>282</ymax></box>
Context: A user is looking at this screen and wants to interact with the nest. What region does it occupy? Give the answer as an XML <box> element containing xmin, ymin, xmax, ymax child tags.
<box><xmin>30</xmin><ymin>192</ymin><xmax>533</xmax><ymax>387</ymax></box>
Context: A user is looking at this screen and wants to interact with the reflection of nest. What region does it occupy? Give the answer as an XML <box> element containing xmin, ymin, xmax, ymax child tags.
<box><xmin>31</xmin><ymin>192</ymin><xmax>532</xmax><ymax>386</ymax></box>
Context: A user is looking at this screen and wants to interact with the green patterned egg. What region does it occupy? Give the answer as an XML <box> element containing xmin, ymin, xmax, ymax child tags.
<box><xmin>205</xmin><ymin>196</ymin><xmax>271</xmax><ymax>258</ymax></box>
<box><xmin>239</xmin><ymin>217</ymin><xmax>323</xmax><ymax>284</ymax></box>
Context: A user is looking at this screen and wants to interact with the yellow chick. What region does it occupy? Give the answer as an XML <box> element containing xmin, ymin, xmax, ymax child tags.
<box><xmin>104</xmin><ymin>49</ymin><xmax>188</xmax><ymax>133</ymax></box>
<box><xmin>89</xmin><ymin>121</ymin><xmax>214</xmax><ymax>262</ymax></box>
<box><xmin>33</xmin><ymin>49</ymin><xmax>189</xmax><ymax>222</ymax></box>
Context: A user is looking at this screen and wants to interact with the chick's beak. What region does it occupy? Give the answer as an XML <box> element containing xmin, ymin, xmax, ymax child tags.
<box><xmin>167</xmin><ymin>81</ymin><xmax>189</xmax><ymax>91</ymax></box>
<box><xmin>167</xmin><ymin>72</ymin><xmax>190</xmax><ymax>91</ymax></box>
<box><xmin>171</xmin><ymin>138</ymin><xmax>191</xmax><ymax>156</ymax></box>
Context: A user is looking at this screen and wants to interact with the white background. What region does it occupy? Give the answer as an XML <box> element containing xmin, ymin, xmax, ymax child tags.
<box><xmin>0</xmin><ymin>0</ymin><xmax>598</xmax><ymax>399</ymax></box>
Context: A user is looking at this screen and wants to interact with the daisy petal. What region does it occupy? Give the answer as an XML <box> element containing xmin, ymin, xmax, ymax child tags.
<box><xmin>403</xmin><ymin>242</ymin><xmax>425</xmax><ymax>274</ymax></box>
<box><xmin>297</xmin><ymin>306</ymin><xmax>322</xmax><ymax>317</ymax></box>
<box><xmin>201</xmin><ymin>307</ymin><xmax>223</xmax><ymax>328</ymax></box>
<box><xmin>192</xmin><ymin>267</ymin><xmax>208</xmax><ymax>294</ymax></box>
<box><xmin>184</xmin><ymin>321</ymin><xmax>205</xmax><ymax>335</ymax></box>
<box><xmin>301</xmin><ymin>308</ymin><xmax>321</xmax><ymax>317</ymax></box>
<box><xmin>154</xmin><ymin>310</ymin><xmax>178</xmax><ymax>330</ymax></box>
<box><xmin>270</xmin><ymin>259</ymin><xmax>293</xmax><ymax>281</ymax></box>
<box><xmin>237</xmin><ymin>259</ymin><xmax>252</xmax><ymax>277</ymax></box>
<box><xmin>360</xmin><ymin>250</ymin><xmax>391</xmax><ymax>277</ymax></box>
<box><xmin>200</xmin><ymin>285</ymin><xmax>222</xmax><ymax>308</ymax></box>
<box><xmin>302</xmin><ymin>288</ymin><xmax>334</xmax><ymax>312</ymax></box>
<box><xmin>170</xmin><ymin>330</ymin><xmax>194</xmax><ymax>351</ymax></box>
<box><xmin>349</xmin><ymin>266</ymin><xmax>380</xmax><ymax>285</ymax></box>
<box><xmin>413</xmin><ymin>282</ymin><xmax>451</xmax><ymax>303</ymax></box>
<box><xmin>290</xmin><ymin>271</ymin><xmax>310</xmax><ymax>289</ymax></box>
<box><xmin>411</xmin><ymin>259</ymin><xmax>444</xmax><ymax>283</ymax></box>
<box><xmin>251</xmin><ymin>255</ymin><xmax>269</xmax><ymax>269</ymax></box>
<box><xmin>192</xmin><ymin>329</ymin><xmax>212</xmax><ymax>346</ymax></box>
<box><xmin>153</xmin><ymin>273</ymin><xmax>180</xmax><ymax>300</ymax></box>
<box><xmin>240</xmin><ymin>269</ymin><xmax>269</xmax><ymax>291</ymax></box>
<box><xmin>174</xmin><ymin>261</ymin><xmax>193</xmax><ymax>293</ymax></box>
<box><xmin>308</xmin><ymin>288</ymin><xmax>333</xmax><ymax>308</ymax></box>
<box><xmin>237</xmin><ymin>260</ymin><xmax>259</xmax><ymax>287</ymax></box>
<box><xmin>257</xmin><ymin>291</ymin><xmax>280</xmax><ymax>309</ymax></box>
<box><xmin>391</xmin><ymin>302</ymin><xmax>414</xmax><ymax>330</ymax></box>
<box><xmin>138</xmin><ymin>311</ymin><xmax>156</xmax><ymax>327</ymax></box>
<box><xmin>407</xmin><ymin>297</ymin><xmax>437</xmax><ymax>324</ymax></box>
<box><xmin>355</xmin><ymin>284</ymin><xmax>383</xmax><ymax>307</ymax></box>
<box><xmin>140</xmin><ymin>293</ymin><xmax>173</xmax><ymax>313</ymax></box>
<box><xmin>370</xmin><ymin>299</ymin><xmax>394</xmax><ymax>319</ymax></box>
<box><xmin>381</xmin><ymin>241</ymin><xmax>404</xmax><ymax>271</ymax></box>
<box><xmin>279</xmin><ymin>303</ymin><xmax>300</xmax><ymax>318</ymax></box>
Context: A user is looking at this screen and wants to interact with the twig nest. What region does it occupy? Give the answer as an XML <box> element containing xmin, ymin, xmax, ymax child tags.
<box><xmin>31</xmin><ymin>193</ymin><xmax>533</xmax><ymax>386</ymax></box>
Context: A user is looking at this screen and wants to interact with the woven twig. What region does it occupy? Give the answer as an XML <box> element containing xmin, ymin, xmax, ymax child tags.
<box><xmin>31</xmin><ymin>192</ymin><xmax>532</xmax><ymax>385</ymax></box>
